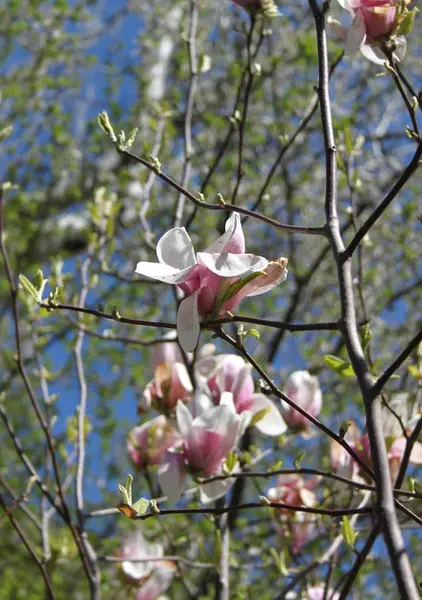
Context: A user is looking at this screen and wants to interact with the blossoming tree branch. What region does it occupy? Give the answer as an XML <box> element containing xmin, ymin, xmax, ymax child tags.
<box><xmin>1</xmin><ymin>0</ymin><xmax>421</xmax><ymax>598</ymax></box>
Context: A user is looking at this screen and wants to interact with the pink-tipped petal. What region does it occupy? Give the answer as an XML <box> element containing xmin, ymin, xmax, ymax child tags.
<box><xmin>204</xmin><ymin>213</ymin><xmax>245</xmax><ymax>255</ymax></box>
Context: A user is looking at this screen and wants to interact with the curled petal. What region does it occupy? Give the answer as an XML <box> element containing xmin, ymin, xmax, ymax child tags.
<box><xmin>204</xmin><ymin>212</ymin><xmax>245</xmax><ymax>255</ymax></box>
<box><xmin>156</xmin><ymin>227</ymin><xmax>196</xmax><ymax>270</ymax></box>
<box><xmin>249</xmin><ymin>394</ymin><xmax>287</xmax><ymax>436</ymax></box>
<box><xmin>177</xmin><ymin>291</ymin><xmax>200</xmax><ymax>352</ymax></box>
<box><xmin>197</xmin><ymin>252</ymin><xmax>268</xmax><ymax>278</ymax></box>
<box><xmin>359</xmin><ymin>43</ymin><xmax>387</xmax><ymax>64</ymax></box>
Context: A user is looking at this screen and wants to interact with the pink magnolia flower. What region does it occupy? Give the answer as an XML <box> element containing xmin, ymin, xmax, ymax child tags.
<box><xmin>267</xmin><ymin>474</ymin><xmax>320</xmax><ymax>552</ymax></box>
<box><xmin>282</xmin><ymin>371</ymin><xmax>322</xmax><ymax>431</ymax></box>
<box><xmin>328</xmin><ymin>0</ymin><xmax>408</xmax><ymax>64</ymax></box>
<box><xmin>158</xmin><ymin>396</ymin><xmax>249</xmax><ymax>503</ymax></box>
<box><xmin>135</xmin><ymin>213</ymin><xmax>288</xmax><ymax>352</ymax></box>
<box><xmin>119</xmin><ymin>531</ymin><xmax>175</xmax><ymax>598</ymax></box>
<box><xmin>199</xmin><ymin>353</ymin><xmax>286</xmax><ymax>436</ymax></box>
<box><xmin>127</xmin><ymin>415</ymin><xmax>181</xmax><ymax>470</ymax></box>
<box><xmin>140</xmin><ymin>361</ymin><xmax>193</xmax><ymax>415</ymax></box>
<box><xmin>354</xmin><ymin>432</ymin><xmax>422</xmax><ymax>483</ymax></box>
<box><xmin>307</xmin><ymin>586</ymin><xmax>340</xmax><ymax>600</ymax></box>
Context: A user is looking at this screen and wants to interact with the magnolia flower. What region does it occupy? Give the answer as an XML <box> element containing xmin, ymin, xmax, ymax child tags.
<box><xmin>119</xmin><ymin>531</ymin><xmax>175</xmax><ymax>599</ymax></box>
<box><xmin>140</xmin><ymin>361</ymin><xmax>193</xmax><ymax>414</ymax></box>
<box><xmin>200</xmin><ymin>353</ymin><xmax>287</xmax><ymax>436</ymax></box>
<box><xmin>135</xmin><ymin>213</ymin><xmax>288</xmax><ymax>352</ymax></box>
<box><xmin>119</xmin><ymin>531</ymin><xmax>164</xmax><ymax>583</ymax></box>
<box><xmin>307</xmin><ymin>586</ymin><xmax>340</xmax><ymax>600</ymax></box>
<box><xmin>127</xmin><ymin>415</ymin><xmax>181</xmax><ymax>470</ymax></box>
<box><xmin>268</xmin><ymin>475</ymin><xmax>320</xmax><ymax>552</ymax></box>
<box><xmin>328</xmin><ymin>0</ymin><xmax>409</xmax><ymax>64</ymax></box>
<box><xmin>158</xmin><ymin>396</ymin><xmax>249</xmax><ymax>503</ymax></box>
<box><xmin>331</xmin><ymin>405</ymin><xmax>422</xmax><ymax>483</ymax></box>
<box><xmin>282</xmin><ymin>371</ymin><xmax>322</xmax><ymax>431</ymax></box>
<box><xmin>354</xmin><ymin>432</ymin><xmax>422</xmax><ymax>483</ymax></box>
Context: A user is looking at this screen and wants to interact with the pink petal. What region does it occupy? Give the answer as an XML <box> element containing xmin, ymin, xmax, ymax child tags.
<box><xmin>203</xmin><ymin>213</ymin><xmax>245</xmax><ymax>255</ymax></box>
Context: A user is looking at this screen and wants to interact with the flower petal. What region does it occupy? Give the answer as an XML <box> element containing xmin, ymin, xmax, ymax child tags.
<box><xmin>158</xmin><ymin>450</ymin><xmax>185</xmax><ymax>503</ymax></box>
<box><xmin>345</xmin><ymin>12</ymin><xmax>367</xmax><ymax>55</ymax></box>
<box><xmin>156</xmin><ymin>227</ymin><xmax>197</xmax><ymax>270</ymax></box>
<box><xmin>135</xmin><ymin>261</ymin><xmax>195</xmax><ymax>284</ymax></box>
<box><xmin>176</xmin><ymin>400</ymin><xmax>193</xmax><ymax>437</ymax></box>
<box><xmin>197</xmin><ymin>252</ymin><xmax>268</xmax><ymax>278</ymax></box>
<box><xmin>200</xmin><ymin>476</ymin><xmax>236</xmax><ymax>504</ymax></box>
<box><xmin>249</xmin><ymin>394</ymin><xmax>287</xmax><ymax>436</ymax></box>
<box><xmin>204</xmin><ymin>213</ymin><xmax>245</xmax><ymax>255</ymax></box>
<box><xmin>359</xmin><ymin>43</ymin><xmax>386</xmax><ymax>65</ymax></box>
<box><xmin>177</xmin><ymin>291</ymin><xmax>200</xmax><ymax>352</ymax></box>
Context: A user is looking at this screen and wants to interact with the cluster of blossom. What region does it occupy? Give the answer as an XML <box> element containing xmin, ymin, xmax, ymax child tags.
<box><xmin>128</xmin><ymin>335</ymin><xmax>323</xmax><ymax>504</ymax></box>
<box><xmin>331</xmin><ymin>393</ymin><xmax>422</xmax><ymax>485</ymax></box>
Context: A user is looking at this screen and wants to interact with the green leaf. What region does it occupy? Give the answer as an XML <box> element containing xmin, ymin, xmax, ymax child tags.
<box><xmin>341</xmin><ymin>516</ymin><xmax>357</xmax><ymax>548</ymax></box>
<box><xmin>294</xmin><ymin>451</ymin><xmax>306</xmax><ymax>469</ymax></box>
<box><xmin>395</xmin><ymin>7</ymin><xmax>419</xmax><ymax>36</ymax></box>
<box><xmin>360</xmin><ymin>323</ymin><xmax>372</xmax><ymax>352</ymax></box>
<box><xmin>269</xmin><ymin>548</ymin><xmax>288</xmax><ymax>575</ymax></box>
<box><xmin>19</xmin><ymin>274</ymin><xmax>41</xmax><ymax>302</ymax></box>
<box><xmin>223</xmin><ymin>451</ymin><xmax>237</xmax><ymax>475</ymax></box>
<box><xmin>324</xmin><ymin>355</ymin><xmax>355</xmax><ymax>377</ymax></box>
<box><xmin>408</xmin><ymin>365</ymin><xmax>422</xmax><ymax>380</ymax></box>
<box><xmin>125</xmin><ymin>474</ymin><xmax>133</xmax><ymax>506</ymax></box>
<box><xmin>132</xmin><ymin>498</ymin><xmax>149</xmax><ymax>515</ymax></box>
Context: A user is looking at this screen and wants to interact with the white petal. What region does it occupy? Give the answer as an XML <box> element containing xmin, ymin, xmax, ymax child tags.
<box><xmin>337</xmin><ymin>0</ymin><xmax>352</xmax><ymax>11</ymax></box>
<box><xmin>393</xmin><ymin>36</ymin><xmax>407</xmax><ymax>62</ymax></box>
<box><xmin>220</xmin><ymin>391</ymin><xmax>236</xmax><ymax>413</ymax></box>
<box><xmin>327</xmin><ymin>16</ymin><xmax>348</xmax><ymax>40</ymax></box>
<box><xmin>177</xmin><ymin>292</ymin><xmax>200</xmax><ymax>352</ymax></box>
<box><xmin>199</xmin><ymin>476</ymin><xmax>236</xmax><ymax>504</ymax></box>
<box><xmin>176</xmin><ymin>400</ymin><xmax>193</xmax><ymax>437</ymax></box>
<box><xmin>135</xmin><ymin>261</ymin><xmax>194</xmax><ymax>284</ymax></box>
<box><xmin>345</xmin><ymin>13</ymin><xmax>366</xmax><ymax>55</ymax></box>
<box><xmin>190</xmin><ymin>388</ymin><xmax>213</xmax><ymax>418</ymax></box>
<box><xmin>197</xmin><ymin>252</ymin><xmax>268</xmax><ymax>277</ymax></box>
<box><xmin>156</xmin><ymin>227</ymin><xmax>197</xmax><ymax>270</ymax></box>
<box><xmin>360</xmin><ymin>44</ymin><xmax>387</xmax><ymax>65</ymax></box>
<box><xmin>250</xmin><ymin>394</ymin><xmax>287</xmax><ymax>436</ymax></box>
<box><xmin>174</xmin><ymin>363</ymin><xmax>194</xmax><ymax>393</ymax></box>
<box><xmin>195</xmin><ymin>404</ymin><xmax>236</xmax><ymax>435</ymax></box>
<box><xmin>158</xmin><ymin>451</ymin><xmax>185</xmax><ymax>503</ymax></box>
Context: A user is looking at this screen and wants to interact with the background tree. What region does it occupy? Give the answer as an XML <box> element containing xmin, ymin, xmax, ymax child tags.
<box><xmin>1</xmin><ymin>0</ymin><xmax>421</xmax><ymax>598</ymax></box>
